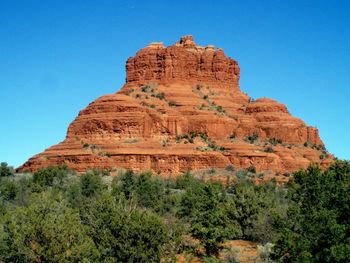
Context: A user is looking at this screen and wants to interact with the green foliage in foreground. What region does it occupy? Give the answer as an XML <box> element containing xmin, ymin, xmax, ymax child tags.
<box><xmin>0</xmin><ymin>160</ymin><xmax>348</xmax><ymax>262</ymax></box>
<box><xmin>0</xmin><ymin>193</ymin><xmax>99</xmax><ymax>262</ymax></box>
<box><xmin>180</xmin><ymin>182</ymin><xmax>242</xmax><ymax>255</ymax></box>
<box><xmin>272</xmin><ymin>160</ymin><xmax>350</xmax><ymax>262</ymax></box>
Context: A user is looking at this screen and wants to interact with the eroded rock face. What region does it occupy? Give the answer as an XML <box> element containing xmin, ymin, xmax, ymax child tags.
<box><xmin>126</xmin><ymin>35</ymin><xmax>240</xmax><ymax>92</ymax></box>
<box><xmin>19</xmin><ymin>36</ymin><xmax>332</xmax><ymax>175</ymax></box>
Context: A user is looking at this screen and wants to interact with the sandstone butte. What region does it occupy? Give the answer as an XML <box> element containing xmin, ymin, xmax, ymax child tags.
<box><xmin>19</xmin><ymin>36</ymin><xmax>333</xmax><ymax>177</ymax></box>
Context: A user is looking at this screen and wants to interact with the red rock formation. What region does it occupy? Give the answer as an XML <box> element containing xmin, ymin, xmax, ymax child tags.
<box><xmin>19</xmin><ymin>36</ymin><xmax>332</xmax><ymax>175</ymax></box>
<box><xmin>126</xmin><ymin>36</ymin><xmax>240</xmax><ymax>88</ymax></box>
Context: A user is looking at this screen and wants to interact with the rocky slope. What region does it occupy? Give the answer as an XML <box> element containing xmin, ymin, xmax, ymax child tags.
<box><xmin>19</xmin><ymin>36</ymin><xmax>332</xmax><ymax>175</ymax></box>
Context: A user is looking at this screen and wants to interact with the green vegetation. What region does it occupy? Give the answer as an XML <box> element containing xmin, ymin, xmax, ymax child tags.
<box><xmin>272</xmin><ymin>161</ymin><xmax>350</xmax><ymax>262</ymax></box>
<box><xmin>244</xmin><ymin>133</ymin><xmax>259</xmax><ymax>144</ymax></box>
<box><xmin>82</xmin><ymin>142</ymin><xmax>99</xmax><ymax>152</ymax></box>
<box><xmin>139</xmin><ymin>83</ymin><xmax>170</xmax><ymax>107</ymax></box>
<box><xmin>160</xmin><ymin>138</ymin><xmax>168</xmax><ymax>147</ymax></box>
<box><xmin>0</xmin><ymin>162</ymin><xmax>13</xmax><ymax>177</ymax></box>
<box><xmin>138</xmin><ymin>83</ymin><xmax>179</xmax><ymax>112</ymax></box>
<box><xmin>83</xmin><ymin>142</ymin><xmax>90</xmax><ymax>149</ymax></box>
<box><xmin>304</xmin><ymin>141</ymin><xmax>326</xmax><ymax>151</ymax></box>
<box><xmin>320</xmin><ymin>151</ymin><xmax>330</xmax><ymax>160</ymax></box>
<box><xmin>0</xmin><ymin>160</ymin><xmax>348</xmax><ymax>262</ymax></box>
<box><xmin>155</xmin><ymin>92</ymin><xmax>165</xmax><ymax>100</ymax></box>
<box><xmin>98</xmin><ymin>151</ymin><xmax>112</xmax><ymax>157</ymax></box>
<box><xmin>225</xmin><ymin>164</ymin><xmax>235</xmax><ymax>172</ymax></box>
<box><xmin>124</xmin><ymin>137</ymin><xmax>139</xmax><ymax>144</ymax></box>
<box><xmin>268</xmin><ymin>138</ymin><xmax>282</xmax><ymax>146</ymax></box>
<box><xmin>168</xmin><ymin>100</ymin><xmax>177</xmax><ymax>107</ymax></box>
<box><xmin>179</xmin><ymin>182</ymin><xmax>241</xmax><ymax>256</ymax></box>
<box><xmin>141</xmin><ymin>84</ymin><xmax>154</xmax><ymax>93</ymax></box>
<box><xmin>264</xmin><ymin>146</ymin><xmax>274</xmax><ymax>153</ymax></box>
<box><xmin>228</xmin><ymin>133</ymin><xmax>236</xmax><ymax>141</ymax></box>
<box><xmin>176</xmin><ymin>132</ymin><xmax>199</xmax><ymax>144</ymax></box>
<box><xmin>192</xmin><ymin>85</ymin><xmax>226</xmax><ymax>115</ymax></box>
<box><xmin>175</xmin><ymin>132</ymin><xmax>225</xmax><ymax>153</ymax></box>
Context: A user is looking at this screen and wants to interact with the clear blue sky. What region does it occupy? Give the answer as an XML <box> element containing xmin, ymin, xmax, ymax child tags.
<box><xmin>1</xmin><ymin>0</ymin><xmax>349</xmax><ymax>167</ymax></box>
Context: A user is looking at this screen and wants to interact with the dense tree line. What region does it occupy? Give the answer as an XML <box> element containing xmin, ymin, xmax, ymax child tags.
<box><xmin>0</xmin><ymin>160</ymin><xmax>349</xmax><ymax>262</ymax></box>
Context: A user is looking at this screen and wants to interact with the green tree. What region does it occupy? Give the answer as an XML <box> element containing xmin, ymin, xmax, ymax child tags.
<box><xmin>15</xmin><ymin>177</ymin><xmax>32</xmax><ymax>206</ymax></box>
<box><xmin>232</xmin><ymin>180</ymin><xmax>286</xmax><ymax>244</ymax></box>
<box><xmin>0</xmin><ymin>162</ymin><xmax>13</xmax><ymax>177</ymax></box>
<box><xmin>79</xmin><ymin>170</ymin><xmax>106</xmax><ymax>198</ymax></box>
<box><xmin>0</xmin><ymin>193</ymin><xmax>99</xmax><ymax>262</ymax></box>
<box><xmin>135</xmin><ymin>172</ymin><xmax>164</xmax><ymax>210</ymax></box>
<box><xmin>32</xmin><ymin>165</ymin><xmax>71</xmax><ymax>188</ymax></box>
<box><xmin>180</xmin><ymin>182</ymin><xmax>242</xmax><ymax>256</ymax></box>
<box><xmin>175</xmin><ymin>171</ymin><xmax>197</xmax><ymax>189</ymax></box>
<box><xmin>79</xmin><ymin>193</ymin><xmax>171</xmax><ymax>262</ymax></box>
<box><xmin>0</xmin><ymin>179</ymin><xmax>18</xmax><ymax>201</ymax></box>
<box><xmin>112</xmin><ymin>171</ymin><xmax>165</xmax><ymax>211</ymax></box>
<box><xmin>272</xmin><ymin>161</ymin><xmax>350</xmax><ymax>262</ymax></box>
<box><xmin>111</xmin><ymin>169</ymin><xmax>137</xmax><ymax>199</ymax></box>
<box><xmin>66</xmin><ymin>180</ymin><xmax>84</xmax><ymax>208</ymax></box>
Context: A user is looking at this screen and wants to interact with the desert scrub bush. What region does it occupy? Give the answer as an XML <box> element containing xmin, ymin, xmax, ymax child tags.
<box><xmin>141</xmin><ymin>85</ymin><xmax>151</xmax><ymax>92</ymax></box>
<box><xmin>98</xmin><ymin>151</ymin><xmax>112</xmax><ymax>158</ymax></box>
<box><xmin>176</xmin><ymin>133</ymin><xmax>199</xmax><ymax>144</ymax></box>
<box><xmin>197</xmin><ymin>144</ymin><xmax>225</xmax><ymax>153</ymax></box>
<box><xmin>316</xmin><ymin>144</ymin><xmax>326</xmax><ymax>151</ymax></box>
<box><xmin>90</xmin><ymin>144</ymin><xmax>98</xmax><ymax>152</ymax></box>
<box><xmin>247</xmin><ymin>166</ymin><xmax>256</xmax><ymax>174</ymax></box>
<box><xmin>192</xmin><ymin>84</ymin><xmax>203</xmax><ymax>94</ymax></box>
<box><xmin>229</xmin><ymin>133</ymin><xmax>236</xmax><ymax>141</ymax></box>
<box><xmin>83</xmin><ymin>143</ymin><xmax>90</xmax><ymax>149</ymax></box>
<box><xmin>155</xmin><ymin>92</ymin><xmax>165</xmax><ymax>100</ymax></box>
<box><xmin>176</xmin><ymin>134</ymin><xmax>190</xmax><ymax>143</ymax></box>
<box><xmin>303</xmin><ymin>142</ymin><xmax>326</xmax><ymax>152</ymax></box>
<box><xmin>264</xmin><ymin>147</ymin><xmax>274</xmax><ymax>153</ymax></box>
<box><xmin>168</xmin><ymin>100</ymin><xmax>176</xmax><ymax>107</ymax></box>
<box><xmin>256</xmin><ymin>243</ymin><xmax>274</xmax><ymax>262</ymax></box>
<box><xmin>225</xmin><ymin>164</ymin><xmax>235</xmax><ymax>172</ymax></box>
<box><xmin>207</xmin><ymin>167</ymin><xmax>216</xmax><ymax>174</ymax></box>
<box><xmin>268</xmin><ymin>138</ymin><xmax>282</xmax><ymax>146</ymax></box>
<box><xmin>200</xmin><ymin>132</ymin><xmax>209</xmax><ymax>142</ymax></box>
<box><xmin>235</xmin><ymin>169</ymin><xmax>249</xmax><ymax>180</ymax></box>
<box><xmin>140</xmin><ymin>101</ymin><xmax>157</xmax><ymax>110</ymax></box>
<box><xmin>124</xmin><ymin>138</ymin><xmax>139</xmax><ymax>144</ymax></box>
<box><xmin>82</xmin><ymin>143</ymin><xmax>99</xmax><ymax>152</ymax></box>
<box><xmin>199</xmin><ymin>103</ymin><xmax>206</xmax><ymax>110</ymax></box>
<box><xmin>249</xmin><ymin>97</ymin><xmax>255</xmax><ymax>103</ymax></box>
<box><xmin>195</xmin><ymin>84</ymin><xmax>202</xmax><ymax>90</ymax></box>
<box><xmin>196</xmin><ymin>146</ymin><xmax>211</xmax><ymax>152</ymax></box>
<box><xmin>214</xmin><ymin>105</ymin><xmax>225</xmax><ymax>114</ymax></box>
<box><xmin>160</xmin><ymin>139</ymin><xmax>168</xmax><ymax>147</ymax></box>
<box><xmin>244</xmin><ymin>133</ymin><xmax>259</xmax><ymax>144</ymax></box>
<box><xmin>303</xmin><ymin>141</ymin><xmax>313</xmax><ymax>147</ymax></box>
<box><xmin>319</xmin><ymin>151</ymin><xmax>329</xmax><ymax>160</ymax></box>
<box><xmin>207</xmin><ymin>142</ymin><xmax>225</xmax><ymax>152</ymax></box>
